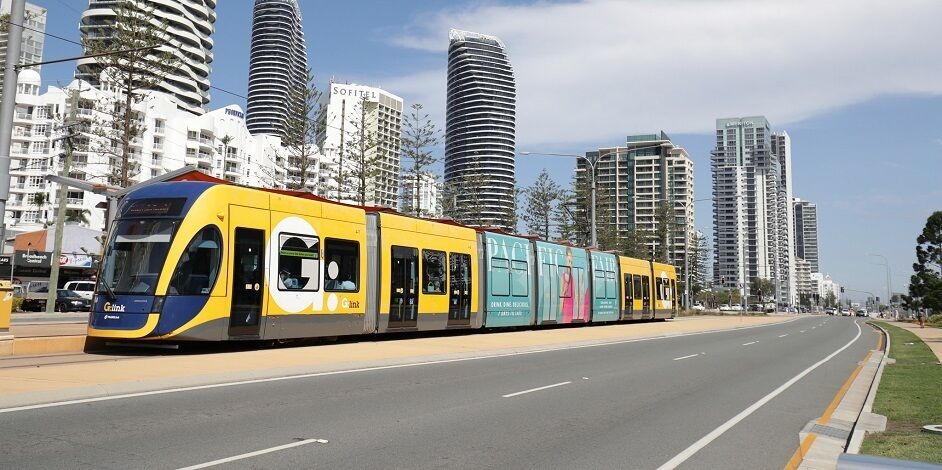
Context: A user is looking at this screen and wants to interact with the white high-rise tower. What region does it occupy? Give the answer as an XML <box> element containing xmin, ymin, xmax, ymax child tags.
<box><xmin>245</xmin><ymin>0</ymin><xmax>307</xmax><ymax>138</ymax></box>
<box><xmin>445</xmin><ymin>29</ymin><xmax>516</xmax><ymax>229</ymax></box>
<box><xmin>76</xmin><ymin>0</ymin><xmax>216</xmax><ymax>114</ymax></box>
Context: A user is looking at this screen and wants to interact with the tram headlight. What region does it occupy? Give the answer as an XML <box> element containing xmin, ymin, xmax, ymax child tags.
<box><xmin>152</xmin><ymin>295</ymin><xmax>165</xmax><ymax>314</ymax></box>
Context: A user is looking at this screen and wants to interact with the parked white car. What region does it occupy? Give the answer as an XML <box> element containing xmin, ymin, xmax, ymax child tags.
<box><xmin>691</xmin><ymin>303</ymin><xmax>706</xmax><ymax>312</ymax></box>
<box><xmin>719</xmin><ymin>304</ymin><xmax>732</xmax><ymax>312</ymax></box>
<box><xmin>63</xmin><ymin>281</ymin><xmax>96</xmax><ymax>300</ymax></box>
<box><xmin>730</xmin><ymin>305</ymin><xmax>744</xmax><ymax>312</ymax></box>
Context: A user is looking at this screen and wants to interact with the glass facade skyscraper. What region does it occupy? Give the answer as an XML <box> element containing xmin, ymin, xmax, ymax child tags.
<box><xmin>445</xmin><ymin>29</ymin><xmax>516</xmax><ymax>229</ymax></box>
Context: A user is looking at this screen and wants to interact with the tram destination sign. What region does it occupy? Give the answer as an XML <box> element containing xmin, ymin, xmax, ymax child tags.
<box><xmin>121</xmin><ymin>198</ymin><xmax>186</xmax><ymax>217</ymax></box>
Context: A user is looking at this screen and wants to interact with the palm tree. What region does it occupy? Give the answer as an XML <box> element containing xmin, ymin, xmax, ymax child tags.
<box><xmin>31</xmin><ymin>192</ymin><xmax>49</xmax><ymax>227</ymax></box>
<box><xmin>65</xmin><ymin>209</ymin><xmax>91</xmax><ymax>225</ymax></box>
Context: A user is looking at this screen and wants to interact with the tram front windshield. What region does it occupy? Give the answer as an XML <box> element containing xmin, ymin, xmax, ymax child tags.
<box><xmin>99</xmin><ymin>219</ymin><xmax>177</xmax><ymax>296</ymax></box>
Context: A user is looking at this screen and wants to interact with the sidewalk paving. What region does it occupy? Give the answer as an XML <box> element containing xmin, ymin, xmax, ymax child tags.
<box><xmin>0</xmin><ymin>315</ymin><xmax>793</xmax><ymax>408</ymax></box>
<box><xmin>887</xmin><ymin>321</ymin><xmax>942</xmax><ymax>362</ymax></box>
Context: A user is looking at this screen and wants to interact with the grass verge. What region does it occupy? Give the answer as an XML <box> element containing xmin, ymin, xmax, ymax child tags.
<box><xmin>859</xmin><ymin>322</ymin><xmax>942</xmax><ymax>464</ymax></box>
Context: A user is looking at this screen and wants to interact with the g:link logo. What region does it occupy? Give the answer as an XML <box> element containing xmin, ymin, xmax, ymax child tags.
<box><xmin>102</xmin><ymin>302</ymin><xmax>126</xmax><ymax>313</ymax></box>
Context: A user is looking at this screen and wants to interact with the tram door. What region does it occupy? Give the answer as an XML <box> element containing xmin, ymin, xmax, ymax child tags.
<box><xmin>389</xmin><ymin>246</ymin><xmax>418</xmax><ymax>328</ymax></box>
<box><xmin>623</xmin><ymin>274</ymin><xmax>633</xmax><ymax>320</ymax></box>
<box><xmin>448</xmin><ymin>253</ymin><xmax>472</xmax><ymax>326</ymax></box>
<box><xmin>641</xmin><ymin>275</ymin><xmax>651</xmax><ymax>317</ymax></box>
<box><xmin>229</xmin><ymin>226</ymin><xmax>265</xmax><ymax>337</ymax></box>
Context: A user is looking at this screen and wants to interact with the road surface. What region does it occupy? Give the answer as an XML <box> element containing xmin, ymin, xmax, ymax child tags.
<box><xmin>0</xmin><ymin>315</ymin><xmax>876</xmax><ymax>469</ymax></box>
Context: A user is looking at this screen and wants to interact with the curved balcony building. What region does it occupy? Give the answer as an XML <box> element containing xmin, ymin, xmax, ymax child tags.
<box><xmin>445</xmin><ymin>29</ymin><xmax>516</xmax><ymax>229</ymax></box>
<box><xmin>76</xmin><ymin>0</ymin><xmax>216</xmax><ymax>115</ymax></box>
<box><xmin>245</xmin><ymin>0</ymin><xmax>307</xmax><ymax>138</ymax></box>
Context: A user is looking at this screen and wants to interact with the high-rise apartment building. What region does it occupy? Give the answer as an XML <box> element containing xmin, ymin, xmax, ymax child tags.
<box><xmin>793</xmin><ymin>197</ymin><xmax>819</xmax><ymax>272</ymax></box>
<box><xmin>0</xmin><ymin>0</ymin><xmax>45</xmax><ymax>101</ymax></box>
<box><xmin>76</xmin><ymin>0</ymin><xmax>216</xmax><ymax>114</ymax></box>
<box><xmin>245</xmin><ymin>0</ymin><xmax>307</xmax><ymax>138</ymax></box>
<box><xmin>712</xmin><ymin>116</ymin><xmax>794</xmax><ymax>305</ymax></box>
<box><xmin>445</xmin><ymin>29</ymin><xmax>516</xmax><ymax>229</ymax></box>
<box><xmin>5</xmin><ymin>73</ymin><xmax>289</xmax><ymax>235</ymax></box>
<box><xmin>580</xmin><ymin>132</ymin><xmax>694</xmax><ymax>275</ymax></box>
<box><xmin>317</xmin><ymin>83</ymin><xmax>403</xmax><ymax>207</ymax></box>
<box><xmin>771</xmin><ymin>132</ymin><xmax>796</xmax><ymax>306</ymax></box>
<box><xmin>400</xmin><ymin>172</ymin><xmax>443</xmax><ymax>218</ymax></box>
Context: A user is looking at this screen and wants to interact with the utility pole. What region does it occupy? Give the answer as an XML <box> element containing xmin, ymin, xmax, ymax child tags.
<box><xmin>0</xmin><ymin>0</ymin><xmax>26</xmax><ymax>256</ymax></box>
<box><xmin>45</xmin><ymin>87</ymin><xmax>80</xmax><ymax>312</ymax></box>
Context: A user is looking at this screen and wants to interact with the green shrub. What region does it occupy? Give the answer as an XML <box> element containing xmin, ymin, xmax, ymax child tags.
<box><xmin>11</xmin><ymin>296</ymin><xmax>23</xmax><ymax>312</ymax></box>
<box><xmin>928</xmin><ymin>313</ymin><xmax>942</xmax><ymax>325</ymax></box>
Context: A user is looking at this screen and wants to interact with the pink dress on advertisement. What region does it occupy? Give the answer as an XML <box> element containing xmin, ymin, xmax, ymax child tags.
<box><xmin>579</xmin><ymin>287</ymin><xmax>591</xmax><ymax>321</ymax></box>
<box><xmin>561</xmin><ymin>270</ymin><xmax>573</xmax><ymax>323</ymax></box>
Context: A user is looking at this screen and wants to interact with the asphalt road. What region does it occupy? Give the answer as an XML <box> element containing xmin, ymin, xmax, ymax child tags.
<box><xmin>0</xmin><ymin>315</ymin><xmax>877</xmax><ymax>470</ymax></box>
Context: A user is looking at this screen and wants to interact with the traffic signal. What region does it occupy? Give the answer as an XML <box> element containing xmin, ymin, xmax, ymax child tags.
<box><xmin>840</xmin><ymin>286</ymin><xmax>844</xmax><ymax>293</ymax></box>
<box><xmin>876</xmin><ymin>296</ymin><xmax>880</xmax><ymax>303</ymax></box>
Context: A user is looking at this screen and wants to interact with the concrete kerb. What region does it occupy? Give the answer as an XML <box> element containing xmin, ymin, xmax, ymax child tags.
<box><xmin>846</xmin><ymin>322</ymin><xmax>893</xmax><ymax>454</ymax></box>
<box><xmin>0</xmin><ymin>316</ymin><xmax>799</xmax><ymax>412</ymax></box>
<box><xmin>795</xmin><ymin>322</ymin><xmax>889</xmax><ymax>470</ymax></box>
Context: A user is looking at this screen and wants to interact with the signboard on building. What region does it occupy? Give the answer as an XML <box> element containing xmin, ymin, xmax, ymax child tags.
<box><xmin>14</xmin><ymin>251</ymin><xmax>51</xmax><ymax>268</ymax></box>
<box><xmin>330</xmin><ymin>84</ymin><xmax>379</xmax><ymax>102</ymax></box>
<box><xmin>0</xmin><ymin>255</ymin><xmax>10</xmax><ymax>267</ymax></box>
<box><xmin>59</xmin><ymin>253</ymin><xmax>94</xmax><ymax>268</ymax></box>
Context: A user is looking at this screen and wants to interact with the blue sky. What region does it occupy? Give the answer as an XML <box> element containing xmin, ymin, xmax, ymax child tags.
<box><xmin>36</xmin><ymin>0</ymin><xmax>942</xmax><ymax>302</ymax></box>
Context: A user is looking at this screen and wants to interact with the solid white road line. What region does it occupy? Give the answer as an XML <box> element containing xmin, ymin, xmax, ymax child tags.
<box><xmin>673</xmin><ymin>354</ymin><xmax>700</xmax><ymax>361</ymax></box>
<box><xmin>656</xmin><ymin>320</ymin><xmax>863</xmax><ymax>470</ymax></box>
<box><xmin>779</xmin><ymin>334</ymin><xmax>788</xmax><ymax>338</ymax></box>
<box><xmin>176</xmin><ymin>438</ymin><xmax>328</xmax><ymax>470</ymax></box>
<box><xmin>502</xmin><ymin>381</ymin><xmax>572</xmax><ymax>398</ymax></box>
<box><xmin>742</xmin><ymin>341</ymin><xmax>758</xmax><ymax>346</ymax></box>
<box><xmin>0</xmin><ymin>317</ymin><xmax>804</xmax><ymax>415</ymax></box>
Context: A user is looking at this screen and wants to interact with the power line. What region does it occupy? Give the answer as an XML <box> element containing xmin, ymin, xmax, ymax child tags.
<box><xmin>0</xmin><ymin>18</ymin><xmax>83</xmax><ymax>47</ymax></box>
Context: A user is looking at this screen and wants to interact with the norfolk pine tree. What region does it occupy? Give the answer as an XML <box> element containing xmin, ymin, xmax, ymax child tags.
<box><xmin>522</xmin><ymin>169</ymin><xmax>561</xmax><ymax>240</ymax></box>
<box><xmin>344</xmin><ymin>97</ymin><xmax>384</xmax><ymax>206</ymax></box>
<box><xmin>82</xmin><ymin>0</ymin><xmax>181</xmax><ymax>187</ymax></box>
<box><xmin>400</xmin><ymin>103</ymin><xmax>438</xmax><ymax>217</ymax></box>
<box><xmin>283</xmin><ymin>69</ymin><xmax>323</xmax><ymax>191</ymax></box>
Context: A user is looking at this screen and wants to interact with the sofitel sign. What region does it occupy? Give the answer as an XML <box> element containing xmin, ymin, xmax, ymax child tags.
<box><xmin>331</xmin><ymin>85</ymin><xmax>378</xmax><ymax>102</ymax></box>
<box><xmin>725</xmin><ymin>120</ymin><xmax>755</xmax><ymax>128</ymax></box>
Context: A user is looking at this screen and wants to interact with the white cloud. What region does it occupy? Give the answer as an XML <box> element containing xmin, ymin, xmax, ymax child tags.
<box><xmin>371</xmin><ymin>0</ymin><xmax>942</xmax><ymax>147</ymax></box>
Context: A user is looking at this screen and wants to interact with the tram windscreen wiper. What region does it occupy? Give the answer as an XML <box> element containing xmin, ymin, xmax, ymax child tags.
<box><xmin>100</xmin><ymin>280</ymin><xmax>117</xmax><ymax>301</ymax></box>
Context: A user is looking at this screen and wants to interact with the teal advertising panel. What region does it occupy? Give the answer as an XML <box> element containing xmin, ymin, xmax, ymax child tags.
<box><xmin>590</xmin><ymin>252</ymin><xmax>619</xmax><ymax>322</ymax></box>
<box><xmin>535</xmin><ymin>241</ymin><xmax>589</xmax><ymax>324</ymax></box>
<box><xmin>483</xmin><ymin>233</ymin><xmax>533</xmax><ymax>327</ymax></box>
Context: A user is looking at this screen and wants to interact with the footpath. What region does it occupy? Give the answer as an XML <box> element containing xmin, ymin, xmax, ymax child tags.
<box><xmin>0</xmin><ymin>315</ymin><xmax>792</xmax><ymax>409</ymax></box>
<box><xmin>888</xmin><ymin>321</ymin><xmax>942</xmax><ymax>362</ymax></box>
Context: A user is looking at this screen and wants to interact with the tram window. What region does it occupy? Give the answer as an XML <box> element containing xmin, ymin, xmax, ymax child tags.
<box><xmin>594</xmin><ymin>270</ymin><xmax>606</xmax><ymax>298</ymax></box>
<box><xmin>490</xmin><ymin>257</ymin><xmax>510</xmax><ymax>296</ymax></box>
<box><xmin>633</xmin><ymin>275</ymin><xmax>642</xmax><ymax>300</ymax></box>
<box><xmin>606</xmin><ymin>271</ymin><xmax>617</xmax><ymax>299</ymax></box>
<box><xmin>641</xmin><ymin>276</ymin><xmax>650</xmax><ymax>300</ymax></box>
<box><xmin>168</xmin><ymin>225</ymin><xmax>222</xmax><ymax>295</ymax></box>
<box><xmin>422</xmin><ymin>249</ymin><xmax>446</xmax><ymax>294</ymax></box>
<box><xmin>324</xmin><ymin>239</ymin><xmax>359</xmax><ymax>292</ymax></box>
<box><xmin>278</xmin><ymin>233</ymin><xmax>319</xmax><ymax>291</ymax></box>
<box><xmin>511</xmin><ymin>260</ymin><xmax>528</xmax><ymax>297</ymax></box>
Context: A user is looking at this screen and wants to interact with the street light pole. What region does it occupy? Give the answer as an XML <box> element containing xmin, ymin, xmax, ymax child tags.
<box><xmin>868</xmin><ymin>253</ymin><xmax>892</xmax><ymax>309</ymax></box>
